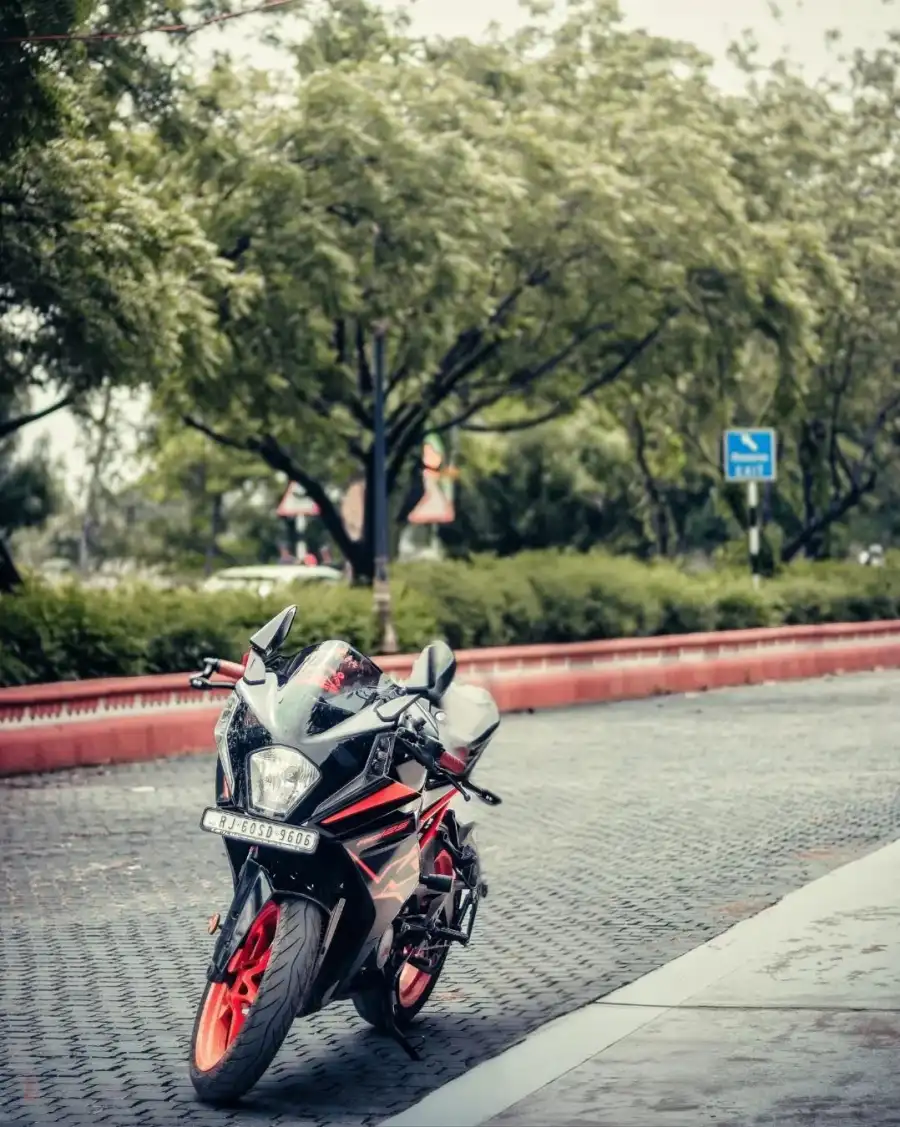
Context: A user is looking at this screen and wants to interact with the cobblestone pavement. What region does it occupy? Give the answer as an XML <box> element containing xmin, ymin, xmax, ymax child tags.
<box><xmin>1</xmin><ymin>672</ymin><xmax>899</xmax><ymax>1127</ymax></box>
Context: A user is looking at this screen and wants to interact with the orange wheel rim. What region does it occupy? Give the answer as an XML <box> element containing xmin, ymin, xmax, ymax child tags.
<box><xmin>397</xmin><ymin>849</ymin><xmax>453</xmax><ymax>1010</ymax></box>
<box><xmin>397</xmin><ymin>961</ymin><xmax>432</xmax><ymax>1008</ymax></box>
<box><xmin>194</xmin><ymin>901</ymin><xmax>280</xmax><ymax>1072</ymax></box>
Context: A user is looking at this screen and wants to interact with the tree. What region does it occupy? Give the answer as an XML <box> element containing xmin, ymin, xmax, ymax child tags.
<box><xmin>0</xmin><ymin>0</ymin><xmax>253</xmax><ymax>442</ymax></box>
<box><xmin>129</xmin><ymin>424</ymin><xmax>285</xmax><ymax>573</ymax></box>
<box><xmin>0</xmin><ymin>392</ymin><xmax>59</xmax><ymax>589</ymax></box>
<box><xmin>0</xmin><ymin>0</ymin><xmax>257</xmax><ymax>586</ymax></box>
<box><xmin>165</xmin><ymin>0</ymin><xmax>810</xmax><ymax>581</ymax></box>
<box><xmin>438</xmin><ymin>417</ymin><xmax>642</xmax><ymax>558</ymax></box>
<box><xmin>533</xmin><ymin>23</ymin><xmax>900</xmax><ymax>569</ymax></box>
<box><xmin>0</xmin><ymin>125</ymin><xmax>244</xmax><ymax>441</ymax></box>
<box><xmin>672</xmin><ymin>30</ymin><xmax>900</xmax><ymax>562</ymax></box>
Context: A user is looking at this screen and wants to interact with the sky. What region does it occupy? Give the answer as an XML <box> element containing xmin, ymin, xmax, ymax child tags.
<box><xmin>22</xmin><ymin>0</ymin><xmax>900</xmax><ymax>493</ymax></box>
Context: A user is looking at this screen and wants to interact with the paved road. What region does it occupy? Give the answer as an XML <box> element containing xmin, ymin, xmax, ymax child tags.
<box><xmin>1</xmin><ymin>672</ymin><xmax>899</xmax><ymax>1127</ymax></box>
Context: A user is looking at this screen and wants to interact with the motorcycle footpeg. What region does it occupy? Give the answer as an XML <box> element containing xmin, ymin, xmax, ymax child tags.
<box><xmin>396</xmin><ymin>916</ymin><xmax>428</xmax><ymax>940</ymax></box>
<box><xmin>421</xmin><ymin>873</ymin><xmax>453</xmax><ymax>893</ymax></box>
<box><xmin>428</xmin><ymin>924</ymin><xmax>468</xmax><ymax>945</ymax></box>
<box><xmin>407</xmin><ymin>954</ymin><xmax>441</xmax><ymax>972</ymax></box>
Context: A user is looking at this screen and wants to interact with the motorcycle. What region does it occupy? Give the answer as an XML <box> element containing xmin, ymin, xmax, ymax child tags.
<box><xmin>186</xmin><ymin>604</ymin><xmax>503</xmax><ymax>1105</ymax></box>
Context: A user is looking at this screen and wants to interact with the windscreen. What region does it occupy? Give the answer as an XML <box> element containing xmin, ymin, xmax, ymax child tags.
<box><xmin>273</xmin><ymin>639</ymin><xmax>391</xmax><ymax>739</ymax></box>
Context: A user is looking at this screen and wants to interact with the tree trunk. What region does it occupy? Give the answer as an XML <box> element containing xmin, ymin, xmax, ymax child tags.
<box><xmin>348</xmin><ymin>454</ymin><xmax>425</xmax><ymax>583</ymax></box>
<box><xmin>0</xmin><ymin>537</ymin><xmax>21</xmax><ymax>593</ymax></box>
<box><xmin>781</xmin><ymin>477</ymin><xmax>875</xmax><ymax>563</ymax></box>
<box><xmin>629</xmin><ymin>413</ymin><xmax>669</xmax><ymax>556</ymax></box>
<box><xmin>654</xmin><ymin>505</ymin><xmax>671</xmax><ymax>557</ymax></box>
<box><xmin>206</xmin><ymin>493</ymin><xmax>224</xmax><ymax>576</ymax></box>
<box><xmin>78</xmin><ymin>384</ymin><xmax>115</xmax><ymax>574</ymax></box>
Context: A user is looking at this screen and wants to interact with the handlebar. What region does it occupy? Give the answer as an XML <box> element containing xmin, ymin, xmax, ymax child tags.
<box><xmin>187</xmin><ymin>659</ymin><xmax>503</xmax><ymax>805</ymax></box>
<box><xmin>398</xmin><ymin>713</ymin><xmax>502</xmax><ymax>806</ymax></box>
<box><xmin>399</xmin><ymin>723</ymin><xmax>474</xmax><ymax>802</ymax></box>
<box><xmin>219</xmin><ymin>659</ymin><xmax>247</xmax><ymax>681</ymax></box>
<box><xmin>189</xmin><ymin>655</ymin><xmax>246</xmax><ymax>691</ymax></box>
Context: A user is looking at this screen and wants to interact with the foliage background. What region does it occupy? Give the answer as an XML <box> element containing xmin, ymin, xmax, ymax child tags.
<box><xmin>3</xmin><ymin>0</ymin><xmax>900</xmax><ymax>647</ymax></box>
<box><xmin>2</xmin><ymin>551</ymin><xmax>899</xmax><ymax>685</ymax></box>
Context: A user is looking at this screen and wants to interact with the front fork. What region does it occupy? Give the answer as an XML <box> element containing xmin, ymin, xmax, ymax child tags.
<box><xmin>207</xmin><ymin>853</ymin><xmax>275</xmax><ymax>983</ymax></box>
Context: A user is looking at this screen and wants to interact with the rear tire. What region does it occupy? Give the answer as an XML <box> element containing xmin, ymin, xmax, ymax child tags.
<box><xmin>189</xmin><ymin>897</ymin><xmax>324</xmax><ymax>1106</ymax></box>
<box><xmin>353</xmin><ymin>942</ymin><xmax>451</xmax><ymax>1031</ymax></box>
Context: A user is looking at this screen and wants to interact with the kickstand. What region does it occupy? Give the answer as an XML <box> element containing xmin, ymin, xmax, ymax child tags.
<box><xmin>384</xmin><ymin>987</ymin><xmax>424</xmax><ymax>1061</ymax></box>
<box><xmin>389</xmin><ymin>1025</ymin><xmax>422</xmax><ymax>1061</ymax></box>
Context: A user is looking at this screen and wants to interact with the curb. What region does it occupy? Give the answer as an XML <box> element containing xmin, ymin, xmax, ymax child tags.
<box><xmin>479</xmin><ymin>640</ymin><xmax>900</xmax><ymax>711</ymax></box>
<box><xmin>2</xmin><ymin>629</ymin><xmax>900</xmax><ymax>776</ymax></box>
<box><xmin>0</xmin><ymin>707</ymin><xmax>222</xmax><ymax>776</ymax></box>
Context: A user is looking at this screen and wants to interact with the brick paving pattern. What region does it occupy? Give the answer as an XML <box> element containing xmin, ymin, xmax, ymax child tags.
<box><xmin>1</xmin><ymin>672</ymin><xmax>899</xmax><ymax>1126</ymax></box>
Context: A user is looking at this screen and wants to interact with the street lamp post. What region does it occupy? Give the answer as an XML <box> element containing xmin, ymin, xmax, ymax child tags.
<box><xmin>372</xmin><ymin>321</ymin><xmax>398</xmax><ymax>654</ymax></box>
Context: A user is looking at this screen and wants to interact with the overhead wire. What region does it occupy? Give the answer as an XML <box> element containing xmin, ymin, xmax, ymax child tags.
<box><xmin>1</xmin><ymin>0</ymin><xmax>300</xmax><ymax>44</ymax></box>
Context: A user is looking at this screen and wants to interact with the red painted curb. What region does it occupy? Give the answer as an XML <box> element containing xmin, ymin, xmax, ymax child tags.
<box><xmin>475</xmin><ymin>640</ymin><xmax>900</xmax><ymax>711</ymax></box>
<box><xmin>0</xmin><ymin>706</ymin><xmax>223</xmax><ymax>776</ymax></box>
<box><xmin>2</xmin><ymin>634</ymin><xmax>899</xmax><ymax>777</ymax></box>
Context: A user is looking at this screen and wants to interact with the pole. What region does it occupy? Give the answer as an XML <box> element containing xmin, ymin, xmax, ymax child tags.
<box><xmin>747</xmin><ymin>479</ymin><xmax>760</xmax><ymax>589</ymax></box>
<box><xmin>294</xmin><ymin>515</ymin><xmax>307</xmax><ymax>560</ymax></box>
<box><xmin>372</xmin><ymin>322</ymin><xmax>398</xmax><ymax>653</ymax></box>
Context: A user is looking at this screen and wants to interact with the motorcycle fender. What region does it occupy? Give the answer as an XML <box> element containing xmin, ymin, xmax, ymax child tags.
<box><xmin>206</xmin><ymin>849</ymin><xmax>347</xmax><ymax>984</ymax></box>
<box><xmin>207</xmin><ymin>855</ymin><xmax>275</xmax><ymax>982</ymax></box>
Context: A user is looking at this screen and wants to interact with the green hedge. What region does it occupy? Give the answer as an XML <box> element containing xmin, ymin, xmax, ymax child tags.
<box><xmin>1</xmin><ymin>551</ymin><xmax>899</xmax><ymax>686</ymax></box>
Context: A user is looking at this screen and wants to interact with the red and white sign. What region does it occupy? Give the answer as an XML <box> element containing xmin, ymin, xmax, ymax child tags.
<box><xmin>276</xmin><ymin>482</ymin><xmax>319</xmax><ymax>519</ymax></box>
<box><xmin>408</xmin><ymin>436</ymin><xmax>455</xmax><ymax>525</ymax></box>
<box><xmin>407</xmin><ymin>480</ymin><xmax>454</xmax><ymax>523</ymax></box>
<box><xmin>340</xmin><ymin>479</ymin><xmax>365</xmax><ymax>541</ymax></box>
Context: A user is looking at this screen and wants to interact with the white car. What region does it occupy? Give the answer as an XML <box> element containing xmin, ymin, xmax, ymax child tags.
<box><xmin>201</xmin><ymin>564</ymin><xmax>342</xmax><ymax>598</ymax></box>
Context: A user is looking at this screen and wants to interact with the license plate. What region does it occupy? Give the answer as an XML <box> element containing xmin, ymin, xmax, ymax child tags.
<box><xmin>200</xmin><ymin>808</ymin><xmax>319</xmax><ymax>854</ymax></box>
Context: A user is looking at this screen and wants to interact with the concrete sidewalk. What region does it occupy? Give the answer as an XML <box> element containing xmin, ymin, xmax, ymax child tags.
<box><xmin>385</xmin><ymin>837</ymin><xmax>900</xmax><ymax>1127</ymax></box>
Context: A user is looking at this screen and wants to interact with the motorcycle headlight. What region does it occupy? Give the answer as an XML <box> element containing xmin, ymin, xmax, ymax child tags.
<box><xmin>248</xmin><ymin>745</ymin><xmax>321</xmax><ymax>818</ymax></box>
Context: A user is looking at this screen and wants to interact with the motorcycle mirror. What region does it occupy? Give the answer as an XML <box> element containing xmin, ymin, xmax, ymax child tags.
<box><xmin>374</xmin><ymin>695</ymin><xmax>417</xmax><ymax>722</ymax></box>
<box><xmin>249</xmin><ymin>605</ymin><xmax>297</xmax><ymax>656</ymax></box>
<box><xmin>243</xmin><ymin>651</ymin><xmax>267</xmax><ymax>685</ymax></box>
<box><xmin>407</xmin><ymin>640</ymin><xmax>457</xmax><ymax>704</ymax></box>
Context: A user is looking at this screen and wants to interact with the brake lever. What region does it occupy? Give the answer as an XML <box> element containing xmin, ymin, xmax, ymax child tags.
<box><xmin>189</xmin><ymin>677</ymin><xmax>237</xmax><ymax>691</ymax></box>
<box><xmin>438</xmin><ymin>771</ymin><xmax>472</xmax><ymax>802</ymax></box>
<box><xmin>425</xmin><ymin>752</ymin><xmax>472</xmax><ymax>802</ymax></box>
<box><xmin>466</xmin><ymin>781</ymin><xmax>503</xmax><ymax>806</ymax></box>
<box><xmin>404</xmin><ymin>733</ymin><xmax>470</xmax><ymax>801</ymax></box>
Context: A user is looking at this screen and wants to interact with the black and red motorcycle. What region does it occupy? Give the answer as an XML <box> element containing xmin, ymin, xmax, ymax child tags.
<box><xmin>186</xmin><ymin>604</ymin><xmax>502</xmax><ymax>1105</ymax></box>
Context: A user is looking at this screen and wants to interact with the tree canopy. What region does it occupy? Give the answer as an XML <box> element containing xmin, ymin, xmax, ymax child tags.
<box><xmin>163</xmin><ymin>0</ymin><xmax>816</xmax><ymax>578</ymax></box>
<box><xmin>0</xmin><ymin>0</ymin><xmax>247</xmax><ymax>441</ymax></box>
<box><xmin>5</xmin><ymin>0</ymin><xmax>900</xmax><ymax>583</ymax></box>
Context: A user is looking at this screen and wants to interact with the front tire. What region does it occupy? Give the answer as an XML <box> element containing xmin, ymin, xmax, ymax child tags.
<box><xmin>189</xmin><ymin>897</ymin><xmax>324</xmax><ymax>1106</ymax></box>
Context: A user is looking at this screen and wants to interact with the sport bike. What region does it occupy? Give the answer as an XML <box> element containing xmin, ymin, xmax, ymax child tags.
<box><xmin>186</xmin><ymin>604</ymin><xmax>502</xmax><ymax>1105</ymax></box>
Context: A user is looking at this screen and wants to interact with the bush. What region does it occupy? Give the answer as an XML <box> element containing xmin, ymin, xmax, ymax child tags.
<box><xmin>0</xmin><ymin>552</ymin><xmax>898</xmax><ymax>685</ymax></box>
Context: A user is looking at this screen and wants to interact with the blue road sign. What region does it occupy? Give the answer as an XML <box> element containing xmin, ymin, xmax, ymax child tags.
<box><xmin>723</xmin><ymin>428</ymin><xmax>777</xmax><ymax>483</ymax></box>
